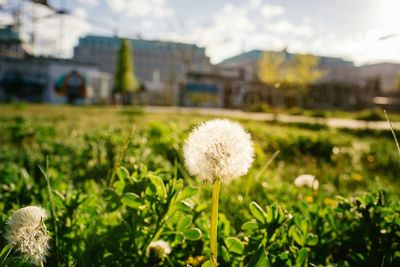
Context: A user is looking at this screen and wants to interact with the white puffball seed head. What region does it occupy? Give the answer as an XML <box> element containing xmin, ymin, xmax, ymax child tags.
<box><xmin>183</xmin><ymin>119</ymin><xmax>254</xmax><ymax>183</ymax></box>
<box><xmin>4</xmin><ymin>206</ymin><xmax>50</xmax><ymax>266</ymax></box>
<box><xmin>149</xmin><ymin>240</ymin><xmax>171</xmax><ymax>258</ymax></box>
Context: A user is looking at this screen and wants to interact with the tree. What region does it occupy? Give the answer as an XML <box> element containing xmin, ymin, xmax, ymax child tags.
<box><xmin>114</xmin><ymin>38</ymin><xmax>140</xmax><ymax>104</ymax></box>
<box><xmin>258</xmin><ymin>51</ymin><xmax>324</xmax><ymax>92</ymax></box>
<box><xmin>287</xmin><ymin>54</ymin><xmax>324</xmax><ymax>92</ymax></box>
<box><xmin>257</xmin><ymin>51</ymin><xmax>287</xmax><ymax>87</ymax></box>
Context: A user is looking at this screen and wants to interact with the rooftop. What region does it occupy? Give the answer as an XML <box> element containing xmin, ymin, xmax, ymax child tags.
<box><xmin>219</xmin><ymin>49</ymin><xmax>354</xmax><ymax>67</ymax></box>
<box><xmin>77</xmin><ymin>35</ymin><xmax>206</xmax><ymax>53</ymax></box>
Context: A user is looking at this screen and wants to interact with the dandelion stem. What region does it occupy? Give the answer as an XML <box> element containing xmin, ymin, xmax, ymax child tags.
<box><xmin>40</xmin><ymin>261</ymin><xmax>45</xmax><ymax>267</ymax></box>
<box><xmin>210</xmin><ymin>179</ymin><xmax>221</xmax><ymax>267</ymax></box>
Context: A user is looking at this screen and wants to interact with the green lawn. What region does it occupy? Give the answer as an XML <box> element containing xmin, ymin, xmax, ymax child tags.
<box><xmin>0</xmin><ymin>104</ymin><xmax>399</xmax><ymax>266</ymax></box>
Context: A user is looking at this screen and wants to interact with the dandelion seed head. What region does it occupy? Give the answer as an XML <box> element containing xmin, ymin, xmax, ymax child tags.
<box><xmin>5</xmin><ymin>206</ymin><xmax>50</xmax><ymax>266</ymax></box>
<box><xmin>294</xmin><ymin>174</ymin><xmax>319</xmax><ymax>190</ymax></box>
<box><xmin>149</xmin><ymin>240</ymin><xmax>171</xmax><ymax>258</ymax></box>
<box><xmin>183</xmin><ymin>119</ymin><xmax>254</xmax><ymax>183</ymax></box>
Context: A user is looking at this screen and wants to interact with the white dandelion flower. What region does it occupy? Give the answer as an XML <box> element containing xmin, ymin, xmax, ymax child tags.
<box><xmin>4</xmin><ymin>206</ymin><xmax>50</xmax><ymax>266</ymax></box>
<box><xmin>183</xmin><ymin>119</ymin><xmax>254</xmax><ymax>183</ymax></box>
<box><xmin>294</xmin><ymin>174</ymin><xmax>319</xmax><ymax>190</ymax></box>
<box><xmin>148</xmin><ymin>240</ymin><xmax>171</xmax><ymax>258</ymax></box>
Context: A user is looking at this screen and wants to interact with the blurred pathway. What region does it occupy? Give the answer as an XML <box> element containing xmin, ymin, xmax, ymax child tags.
<box><xmin>145</xmin><ymin>106</ymin><xmax>400</xmax><ymax>130</ymax></box>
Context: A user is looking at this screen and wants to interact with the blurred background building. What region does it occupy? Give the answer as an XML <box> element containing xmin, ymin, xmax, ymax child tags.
<box><xmin>1</xmin><ymin>0</ymin><xmax>400</xmax><ymax>110</ymax></box>
<box><xmin>73</xmin><ymin>35</ymin><xmax>212</xmax><ymax>105</ymax></box>
<box><xmin>0</xmin><ymin>56</ymin><xmax>112</xmax><ymax>104</ymax></box>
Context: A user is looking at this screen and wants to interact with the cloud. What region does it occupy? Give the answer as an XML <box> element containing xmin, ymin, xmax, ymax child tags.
<box><xmin>106</xmin><ymin>0</ymin><xmax>173</xmax><ymax>18</ymax></box>
<box><xmin>77</xmin><ymin>0</ymin><xmax>99</xmax><ymax>7</ymax></box>
<box><xmin>248</xmin><ymin>0</ymin><xmax>262</xmax><ymax>9</ymax></box>
<box><xmin>261</xmin><ymin>4</ymin><xmax>285</xmax><ymax>18</ymax></box>
<box><xmin>165</xmin><ymin>2</ymin><xmax>313</xmax><ymax>63</ymax></box>
<box><xmin>306</xmin><ymin>28</ymin><xmax>400</xmax><ymax>65</ymax></box>
<box><xmin>25</xmin><ymin>4</ymin><xmax>91</xmax><ymax>57</ymax></box>
<box><xmin>266</xmin><ymin>20</ymin><xmax>314</xmax><ymax>36</ymax></box>
<box><xmin>166</xmin><ymin>3</ymin><xmax>257</xmax><ymax>63</ymax></box>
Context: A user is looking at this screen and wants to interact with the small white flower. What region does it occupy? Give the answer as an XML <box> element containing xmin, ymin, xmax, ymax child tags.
<box><xmin>294</xmin><ymin>174</ymin><xmax>319</xmax><ymax>190</ymax></box>
<box><xmin>4</xmin><ymin>206</ymin><xmax>50</xmax><ymax>266</ymax></box>
<box><xmin>148</xmin><ymin>240</ymin><xmax>171</xmax><ymax>258</ymax></box>
<box><xmin>183</xmin><ymin>119</ymin><xmax>254</xmax><ymax>183</ymax></box>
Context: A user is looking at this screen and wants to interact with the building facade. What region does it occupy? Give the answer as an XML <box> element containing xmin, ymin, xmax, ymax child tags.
<box><xmin>0</xmin><ymin>56</ymin><xmax>112</xmax><ymax>104</ymax></box>
<box><xmin>0</xmin><ymin>26</ymin><xmax>29</xmax><ymax>58</ymax></box>
<box><xmin>358</xmin><ymin>63</ymin><xmax>400</xmax><ymax>93</ymax></box>
<box><xmin>218</xmin><ymin>49</ymin><xmax>358</xmax><ymax>84</ymax></box>
<box><xmin>73</xmin><ymin>35</ymin><xmax>212</xmax><ymax>105</ymax></box>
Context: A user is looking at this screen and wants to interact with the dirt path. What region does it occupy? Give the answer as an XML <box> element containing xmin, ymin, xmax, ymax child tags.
<box><xmin>145</xmin><ymin>106</ymin><xmax>400</xmax><ymax>130</ymax></box>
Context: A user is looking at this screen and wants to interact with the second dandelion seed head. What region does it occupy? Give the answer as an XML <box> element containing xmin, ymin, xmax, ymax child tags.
<box><xmin>4</xmin><ymin>206</ymin><xmax>50</xmax><ymax>266</ymax></box>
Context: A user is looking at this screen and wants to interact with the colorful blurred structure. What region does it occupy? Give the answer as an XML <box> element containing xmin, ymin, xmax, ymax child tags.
<box><xmin>0</xmin><ymin>57</ymin><xmax>112</xmax><ymax>104</ymax></box>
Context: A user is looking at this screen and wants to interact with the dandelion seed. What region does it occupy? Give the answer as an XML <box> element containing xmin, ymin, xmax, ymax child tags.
<box><xmin>148</xmin><ymin>240</ymin><xmax>171</xmax><ymax>259</ymax></box>
<box><xmin>183</xmin><ymin>119</ymin><xmax>254</xmax><ymax>183</ymax></box>
<box><xmin>294</xmin><ymin>174</ymin><xmax>319</xmax><ymax>190</ymax></box>
<box><xmin>4</xmin><ymin>206</ymin><xmax>50</xmax><ymax>266</ymax></box>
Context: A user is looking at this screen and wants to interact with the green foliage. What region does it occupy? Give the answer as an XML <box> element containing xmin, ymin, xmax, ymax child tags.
<box><xmin>0</xmin><ymin>106</ymin><xmax>400</xmax><ymax>266</ymax></box>
<box><xmin>257</xmin><ymin>51</ymin><xmax>324</xmax><ymax>93</ymax></box>
<box><xmin>114</xmin><ymin>38</ymin><xmax>139</xmax><ymax>93</ymax></box>
<box><xmin>356</xmin><ymin>108</ymin><xmax>386</xmax><ymax>121</ymax></box>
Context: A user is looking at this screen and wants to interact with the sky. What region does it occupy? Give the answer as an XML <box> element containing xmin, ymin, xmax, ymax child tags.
<box><xmin>1</xmin><ymin>0</ymin><xmax>400</xmax><ymax>65</ymax></box>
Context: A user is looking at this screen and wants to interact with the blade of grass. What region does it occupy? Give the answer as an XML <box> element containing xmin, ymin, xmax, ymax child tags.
<box><xmin>384</xmin><ymin>110</ymin><xmax>400</xmax><ymax>160</ymax></box>
<box><xmin>255</xmin><ymin>150</ymin><xmax>280</xmax><ymax>181</ymax></box>
<box><xmin>108</xmin><ymin>126</ymin><xmax>135</xmax><ymax>186</ymax></box>
<box><xmin>0</xmin><ymin>244</ymin><xmax>12</xmax><ymax>266</ymax></box>
<box><xmin>39</xmin><ymin>157</ymin><xmax>59</xmax><ymax>265</ymax></box>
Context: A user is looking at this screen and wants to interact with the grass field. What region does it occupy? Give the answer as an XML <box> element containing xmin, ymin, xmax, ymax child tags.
<box><xmin>0</xmin><ymin>104</ymin><xmax>399</xmax><ymax>266</ymax></box>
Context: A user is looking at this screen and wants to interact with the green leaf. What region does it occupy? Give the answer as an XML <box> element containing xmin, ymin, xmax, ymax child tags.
<box><xmin>246</xmin><ymin>246</ymin><xmax>270</xmax><ymax>267</ymax></box>
<box><xmin>221</xmin><ymin>244</ymin><xmax>231</xmax><ymax>262</ymax></box>
<box><xmin>241</xmin><ymin>220</ymin><xmax>259</xmax><ymax>231</ymax></box>
<box><xmin>116</xmin><ymin>166</ymin><xmax>130</xmax><ymax>180</ymax></box>
<box><xmin>249</xmin><ymin>201</ymin><xmax>266</xmax><ymax>224</ymax></box>
<box><xmin>113</xmin><ymin>180</ymin><xmax>125</xmax><ymax>195</ymax></box>
<box><xmin>176</xmin><ymin>186</ymin><xmax>199</xmax><ymax>202</ymax></box>
<box><xmin>278</xmin><ymin>251</ymin><xmax>290</xmax><ymax>261</ymax></box>
<box><xmin>295</xmin><ymin>248</ymin><xmax>308</xmax><ymax>267</ymax></box>
<box><xmin>266</xmin><ymin>206</ymin><xmax>274</xmax><ymax>224</ymax></box>
<box><xmin>121</xmin><ymin>193</ymin><xmax>145</xmax><ymax>209</ymax></box>
<box><xmin>289</xmin><ymin>225</ymin><xmax>304</xmax><ymax>246</ymax></box>
<box><xmin>201</xmin><ymin>260</ymin><xmax>211</xmax><ymax>267</ymax></box>
<box><xmin>225</xmin><ymin>237</ymin><xmax>244</xmax><ymax>255</ymax></box>
<box><xmin>177</xmin><ymin>215</ymin><xmax>193</xmax><ymax>231</ymax></box>
<box><xmin>148</xmin><ymin>175</ymin><xmax>166</xmax><ymax>198</ymax></box>
<box><xmin>176</xmin><ymin>199</ymin><xmax>194</xmax><ymax>212</ymax></box>
<box><xmin>306</xmin><ymin>233</ymin><xmax>318</xmax><ymax>246</ymax></box>
<box><xmin>102</xmin><ymin>188</ymin><xmax>120</xmax><ymax>211</ymax></box>
<box><xmin>299</xmin><ymin>219</ymin><xmax>309</xmax><ymax>234</ymax></box>
<box><xmin>183</xmin><ymin>228</ymin><xmax>202</xmax><ymax>240</ymax></box>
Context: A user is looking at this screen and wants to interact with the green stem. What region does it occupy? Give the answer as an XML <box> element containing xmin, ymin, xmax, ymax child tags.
<box><xmin>0</xmin><ymin>244</ymin><xmax>12</xmax><ymax>266</ymax></box>
<box><xmin>108</xmin><ymin>126</ymin><xmax>135</xmax><ymax>186</ymax></box>
<box><xmin>210</xmin><ymin>179</ymin><xmax>221</xmax><ymax>267</ymax></box>
<box><xmin>39</xmin><ymin>158</ymin><xmax>59</xmax><ymax>265</ymax></box>
<box><xmin>40</xmin><ymin>261</ymin><xmax>45</xmax><ymax>267</ymax></box>
<box><xmin>384</xmin><ymin>110</ymin><xmax>400</xmax><ymax>160</ymax></box>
